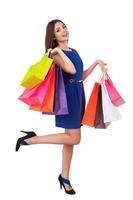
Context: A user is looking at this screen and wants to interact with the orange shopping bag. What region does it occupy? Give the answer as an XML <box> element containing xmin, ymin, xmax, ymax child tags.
<box><xmin>30</xmin><ymin>64</ymin><xmax>55</xmax><ymax>113</ymax></box>
<box><xmin>81</xmin><ymin>82</ymin><xmax>100</xmax><ymax>127</ymax></box>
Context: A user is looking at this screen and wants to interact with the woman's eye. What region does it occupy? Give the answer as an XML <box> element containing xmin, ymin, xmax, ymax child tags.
<box><xmin>55</xmin><ymin>25</ymin><xmax>66</xmax><ymax>32</ymax></box>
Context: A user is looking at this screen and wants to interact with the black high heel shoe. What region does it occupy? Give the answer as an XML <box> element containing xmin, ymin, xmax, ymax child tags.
<box><xmin>58</xmin><ymin>174</ymin><xmax>76</xmax><ymax>195</ymax></box>
<box><xmin>15</xmin><ymin>131</ymin><xmax>37</xmax><ymax>152</ymax></box>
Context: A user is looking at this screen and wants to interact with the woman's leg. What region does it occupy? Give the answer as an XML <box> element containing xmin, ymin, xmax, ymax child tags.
<box><xmin>21</xmin><ymin>128</ymin><xmax>81</xmax><ymax>191</ymax></box>
<box><xmin>25</xmin><ymin>128</ymin><xmax>81</xmax><ymax>146</ymax></box>
<box><xmin>61</xmin><ymin>129</ymin><xmax>81</xmax><ymax>190</ymax></box>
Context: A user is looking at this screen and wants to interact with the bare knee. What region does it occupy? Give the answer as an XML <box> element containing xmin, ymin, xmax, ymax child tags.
<box><xmin>73</xmin><ymin>136</ymin><xmax>81</xmax><ymax>145</ymax></box>
<box><xmin>65</xmin><ymin>129</ymin><xmax>81</xmax><ymax>145</ymax></box>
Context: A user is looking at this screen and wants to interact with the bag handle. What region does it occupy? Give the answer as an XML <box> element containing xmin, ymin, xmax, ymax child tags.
<box><xmin>45</xmin><ymin>48</ymin><xmax>52</xmax><ymax>58</ymax></box>
<box><xmin>98</xmin><ymin>72</ymin><xmax>107</xmax><ymax>84</ymax></box>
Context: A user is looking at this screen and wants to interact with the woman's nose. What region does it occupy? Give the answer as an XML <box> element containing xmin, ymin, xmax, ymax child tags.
<box><xmin>61</xmin><ymin>29</ymin><xmax>66</xmax><ymax>33</ymax></box>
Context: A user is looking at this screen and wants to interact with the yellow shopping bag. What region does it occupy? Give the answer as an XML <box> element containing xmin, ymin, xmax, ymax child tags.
<box><xmin>20</xmin><ymin>55</ymin><xmax>53</xmax><ymax>89</ymax></box>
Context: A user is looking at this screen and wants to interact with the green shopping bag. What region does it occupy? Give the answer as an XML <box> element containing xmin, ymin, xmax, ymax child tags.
<box><xmin>20</xmin><ymin>55</ymin><xmax>53</xmax><ymax>89</ymax></box>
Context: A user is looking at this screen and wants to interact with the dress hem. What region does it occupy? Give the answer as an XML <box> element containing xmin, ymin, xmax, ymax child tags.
<box><xmin>55</xmin><ymin>124</ymin><xmax>83</xmax><ymax>129</ymax></box>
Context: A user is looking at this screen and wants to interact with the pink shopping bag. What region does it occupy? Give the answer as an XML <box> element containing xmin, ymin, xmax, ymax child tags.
<box><xmin>105</xmin><ymin>74</ymin><xmax>125</xmax><ymax>106</ymax></box>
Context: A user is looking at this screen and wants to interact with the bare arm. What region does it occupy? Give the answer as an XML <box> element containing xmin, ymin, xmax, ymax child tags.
<box><xmin>50</xmin><ymin>47</ymin><xmax>76</xmax><ymax>74</ymax></box>
<box><xmin>82</xmin><ymin>60</ymin><xmax>98</xmax><ymax>81</ymax></box>
<box><xmin>82</xmin><ymin>59</ymin><xmax>107</xmax><ymax>81</ymax></box>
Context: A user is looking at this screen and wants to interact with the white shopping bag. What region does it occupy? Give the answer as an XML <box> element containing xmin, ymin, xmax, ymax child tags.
<box><xmin>101</xmin><ymin>84</ymin><xmax>122</xmax><ymax>123</ymax></box>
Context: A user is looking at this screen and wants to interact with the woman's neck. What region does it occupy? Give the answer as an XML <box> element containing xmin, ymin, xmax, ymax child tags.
<box><xmin>58</xmin><ymin>41</ymin><xmax>70</xmax><ymax>51</ymax></box>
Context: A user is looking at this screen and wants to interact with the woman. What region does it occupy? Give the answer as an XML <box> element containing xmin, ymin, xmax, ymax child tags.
<box><xmin>15</xmin><ymin>19</ymin><xmax>107</xmax><ymax>195</ymax></box>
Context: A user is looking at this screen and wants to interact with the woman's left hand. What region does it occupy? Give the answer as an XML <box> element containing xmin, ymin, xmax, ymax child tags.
<box><xmin>96</xmin><ymin>59</ymin><xmax>108</xmax><ymax>72</ymax></box>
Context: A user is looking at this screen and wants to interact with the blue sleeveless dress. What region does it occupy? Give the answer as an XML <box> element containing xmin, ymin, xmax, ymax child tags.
<box><xmin>55</xmin><ymin>48</ymin><xmax>86</xmax><ymax>129</ymax></box>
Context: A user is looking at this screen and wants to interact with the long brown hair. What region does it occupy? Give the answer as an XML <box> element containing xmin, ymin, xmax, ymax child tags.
<box><xmin>45</xmin><ymin>19</ymin><xmax>66</xmax><ymax>53</ymax></box>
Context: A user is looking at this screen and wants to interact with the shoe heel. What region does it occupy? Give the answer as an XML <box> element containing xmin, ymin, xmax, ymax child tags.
<box><xmin>20</xmin><ymin>130</ymin><xmax>36</xmax><ymax>136</ymax></box>
<box><xmin>60</xmin><ymin>183</ymin><xmax>62</xmax><ymax>189</ymax></box>
<box><xmin>20</xmin><ymin>130</ymin><xmax>32</xmax><ymax>134</ymax></box>
<box><xmin>58</xmin><ymin>176</ymin><xmax>62</xmax><ymax>189</ymax></box>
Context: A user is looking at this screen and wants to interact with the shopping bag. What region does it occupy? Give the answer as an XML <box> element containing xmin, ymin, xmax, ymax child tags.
<box><xmin>101</xmin><ymin>84</ymin><xmax>122</xmax><ymax>123</ymax></box>
<box><xmin>94</xmin><ymin>85</ymin><xmax>110</xmax><ymax>129</ymax></box>
<box><xmin>20</xmin><ymin>55</ymin><xmax>53</xmax><ymax>89</ymax></box>
<box><xmin>29</xmin><ymin>64</ymin><xmax>55</xmax><ymax>112</ymax></box>
<box><xmin>105</xmin><ymin>74</ymin><xmax>125</xmax><ymax>106</ymax></box>
<box><xmin>81</xmin><ymin>82</ymin><xmax>100</xmax><ymax>126</ymax></box>
<box><xmin>18</xmin><ymin>64</ymin><xmax>55</xmax><ymax>106</ymax></box>
<box><xmin>54</xmin><ymin>66</ymin><xmax>69</xmax><ymax>115</ymax></box>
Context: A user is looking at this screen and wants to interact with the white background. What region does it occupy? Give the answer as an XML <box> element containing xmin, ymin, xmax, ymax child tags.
<box><xmin>0</xmin><ymin>0</ymin><xmax>133</xmax><ymax>199</ymax></box>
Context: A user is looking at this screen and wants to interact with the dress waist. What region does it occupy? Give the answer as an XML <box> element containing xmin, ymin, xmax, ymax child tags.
<box><xmin>64</xmin><ymin>78</ymin><xmax>83</xmax><ymax>84</ymax></box>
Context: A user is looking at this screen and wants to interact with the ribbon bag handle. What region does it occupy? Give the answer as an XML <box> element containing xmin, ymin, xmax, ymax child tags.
<box><xmin>45</xmin><ymin>48</ymin><xmax>52</xmax><ymax>58</ymax></box>
<box><xmin>98</xmin><ymin>72</ymin><xmax>107</xmax><ymax>84</ymax></box>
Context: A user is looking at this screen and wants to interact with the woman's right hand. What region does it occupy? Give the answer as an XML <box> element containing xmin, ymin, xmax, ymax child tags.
<box><xmin>46</xmin><ymin>47</ymin><xmax>61</xmax><ymax>57</ymax></box>
<box><xmin>51</xmin><ymin>47</ymin><xmax>61</xmax><ymax>56</ymax></box>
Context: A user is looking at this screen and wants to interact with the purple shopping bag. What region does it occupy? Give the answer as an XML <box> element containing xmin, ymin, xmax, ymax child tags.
<box><xmin>54</xmin><ymin>66</ymin><xmax>69</xmax><ymax>115</ymax></box>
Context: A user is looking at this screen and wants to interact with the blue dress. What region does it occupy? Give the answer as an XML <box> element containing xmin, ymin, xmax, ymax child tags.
<box><xmin>55</xmin><ymin>48</ymin><xmax>86</xmax><ymax>129</ymax></box>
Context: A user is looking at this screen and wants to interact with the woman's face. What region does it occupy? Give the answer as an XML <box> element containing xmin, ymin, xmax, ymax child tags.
<box><xmin>54</xmin><ymin>22</ymin><xmax>69</xmax><ymax>43</ymax></box>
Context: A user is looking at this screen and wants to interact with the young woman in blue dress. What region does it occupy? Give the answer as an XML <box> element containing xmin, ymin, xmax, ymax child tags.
<box><xmin>15</xmin><ymin>19</ymin><xmax>107</xmax><ymax>195</ymax></box>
